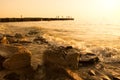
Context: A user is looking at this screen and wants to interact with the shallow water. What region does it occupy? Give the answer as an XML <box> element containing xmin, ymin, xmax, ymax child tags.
<box><xmin>1</xmin><ymin>20</ymin><xmax>120</xmax><ymax>62</ymax></box>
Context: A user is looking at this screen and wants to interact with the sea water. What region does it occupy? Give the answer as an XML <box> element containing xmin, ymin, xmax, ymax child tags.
<box><xmin>1</xmin><ymin>20</ymin><xmax>120</xmax><ymax>62</ymax></box>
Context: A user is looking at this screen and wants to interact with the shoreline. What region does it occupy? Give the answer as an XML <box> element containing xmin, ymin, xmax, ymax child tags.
<box><xmin>0</xmin><ymin>25</ymin><xmax>120</xmax><ymax>80</ymax></box>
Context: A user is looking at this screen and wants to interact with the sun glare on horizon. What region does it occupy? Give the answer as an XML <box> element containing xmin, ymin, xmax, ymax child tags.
<box><xmin>0</xmin><ymin>0</ymin><xmax>120</xmax><ymax>20</ymax></box>
<box><xmin>96</xmin><ymin>0</ymin><xmax>119</xmax><ymax>11</ymax></box>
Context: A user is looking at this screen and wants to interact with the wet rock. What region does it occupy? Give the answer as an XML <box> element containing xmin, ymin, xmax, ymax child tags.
<box><xmin>106</xmin><ymin>69</ymin><xmax>120</xmax><ymax>80</ymax></box>
<box><xmin>65</xmin><ymin>46</ymin><xmax>73</xmax><ymax>50</ymax></box>
<box><xmin>33</xmin><ymin>36</ymin><xmax>48</xmax><ymax>44</ymax></box>
<box><xmin>16</xmin><ymin>66</ymin><xmax>35</xmax><ymax>80</ymax></box>
<box><xmin>4</xmin><ymin>34</ymin><xmax>14</xmax><ymax>37</ymax></box>
<box><xmin>0</xmin><ymin>44</ymin><xmax>20</xmax><ymax>58</ymax></box>
<box><xmin>28</xmin><ymin>30</ymin><xmax>39</xmax><ymax>35</ymax></box>
<box><xmin>44</xmin><ymin>46</ymin><xmax>80</xmax><ymax>70</ymax></box>
<box><xmin>18</xmin><ymin>40</ymin><xmax>32</xmax><ymax>44</ymax></box>
<box><xmin>3</xmin><ymin>72</ymin><xmax>20</xmax><ymax>80</ymax></box>
<box><xmin>3</xmin><ymin>46</ymin><xmax>31</xmax><ymax>70</ymax></box>
<box><xmin>17</xmin><ymin>38</ymin><xmax>32</xmax><ymax>44</ymax></box>
<box><xmin>88</xmin><ymin>70</ymin><xmax>96</xmax><ymax>76</ymax></box>
<box><xmin>6</xmin><ymin>37</ymin><xmax>17</xmax><ymax>43</ymax></box>
<box><xmin>79</xmin><ymin>53</ymin><xmax>99</xmax><ymax>66</ymax></box>
<box><xmin>0</xmin><ymin>55</ymin><xmax>6</xmax><ymax>70</ymax></box>
<box><xmin>0</xmin><ymin>33</ymin><xmax>3</xmax><ymax>40</ymax></box>
<box><xmin>66</xmin><ymin>68</ymin><xmax>83</xmax><ymax>80</ymax></box>
<box><xmin>15</xmin><ymin>33</ymin><xmax>24</xmax><ymax>38</ymax></box>
<box><xmin>101</xmin><ymin>75</ymin><xmax>111</xmax><ymax>80</ymax></box>
<box><xmin>95</xmin><ymin>63</ymin><xmax>104</xmax><ymax>70</ymax></box>
<box><xmin>34</xmin><ymin>65</ymin><xmax>46</xmax><ymax>80</ymax></box>
<box><xmin>1</xmin><ymin>33</ymin><xmax>31</xmax><ymax>44</ymax></box>
<box><xmin>0</xmin><ymin>36</ymin><xmax>9</xmax><ymax>44</ymax></box>
<box><xmin>112</xmin><ymin>76</ymin><xmax>120</xmax><ymax>80</ymax></box>
<box><xmin>0</xmin><ymin>34</ymin><xmax>17</xmax><ymax>44</ymax></box>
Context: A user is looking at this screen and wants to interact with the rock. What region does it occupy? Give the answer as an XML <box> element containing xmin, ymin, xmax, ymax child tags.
<box><xmin>65</xmin><ymin>68</ymin><xmax>83</xmax><ymax>80</ymax></box>
<box><xmin>112</xmin><ymin>76</ymin><xmax>120</xmax><ymax>80</ymax></box>
<box><xmin>3</xmin><ymin>72</ymin><xmax>20</xmax><ymax>80</ymax></box>
<box><xmin>3</xmin><ymin>46</ymin><xmax>32</xmax><ymax>70</ymax></box>
<box><xmin>4</xmin><ymin>34</ymin><xmax>14</xmax><ymax>37</ymax></box>
<box><xmin>16</xmin><ymin>38</ymin><xmax>32</xmax><ymax>44</ymax></box>
<box><xmin>0</xmin><ymin>44</ymin><xmax>19</xmax><ymax>58</ymax></box>
<box><xmin>65</xmin><ymin>46</ymin><xmax>73</xmax><ymax>50</ymax></box>
<box><xmin>106</xmin><ymin>69</ymin><xmax>120</xmax><ymax>80</ymax></box>
<box><xmin>0</xmin><ymin>33</ymin><xmax>3</xmax><ymax>40</ymax></box>
<box><xmin>18</xmin><ymin>40</ymin><xmax>32</xmax><ymax>44</ymax></box>
<box><xmin>0</xmin><ymin>34</ymin><xmax>17</xmax><ymax>44</ymax></box>
<box><xmin>2</xmin><ymin>33</ymin><xmax>31</xmax><ymax>44</ymax></box>
<box><xmin>28</xmin><ymin>30</ymin><xmax>39</xmax><ymax>35</ymax></box>
<box><xmin>43</xmin><ymin>46</ymin><xmax>80</xmax><ymax>70</ymax></box>
<box><xmin>79</xmin><ymin>53</ymin><xmax>99</xmax><ymax>66</ymax></box>
<box><xmin>34</xmin><ymin>65</ymin><xmax>46</xmax><ymax>80</ymax></box>
<box><xmin>95</xmin><ymin>63</ymin><xmax>104</xmax><ymax>70</ymax></box>
<box><xmin>0</xmin><ymin>36</ymin><xmax>9</xmax><ymax>44</ymax></box>
<box><xmin>8</xmin><ymin>37</ymin><xmax>31</xmax><ymax>44</ymax></box>
<box><xmin>15</xmin><ymin>33</ymin><xmax>23</xmax><ymax>38</ymax></box>
<box><xmin>15</xmin><ymin>66</ymin><xmax>35</xmax><ymax>80</ymax></box>
<box><xmin>6</xmin><ymin>37</ymin><xmax>18</xmax><ymax>43</ymax></box>
<box><xmin>88</xmin><ymin>70</ymin><xmax>96</xmax><ymax>76</ymax></box>
<box><xmin>0</xmin><ymin>55</ymin><xmax>6</xmax><ymax>70</ymax></box>
<box><xmin>101</xmin><ymin>75</ymin><xmax>111</xmax><ymax>80</ymax></box>
<box><xmin>33</xmin><ymin>36</ymin><xmax>48</xmax><ymax>44</ymax></box>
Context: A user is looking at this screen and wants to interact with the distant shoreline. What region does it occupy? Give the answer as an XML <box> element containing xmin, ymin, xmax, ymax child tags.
<box><xmin>0</xmin><ymin>17</ymin><xmax>74</xmax><ymax>22</ymax></box>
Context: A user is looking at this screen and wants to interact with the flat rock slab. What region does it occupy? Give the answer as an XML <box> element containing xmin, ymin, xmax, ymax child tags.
<box><xmin>79</xmin><ymin>53</ymin><xmax>99</xmax><ymax>66</ymax></box>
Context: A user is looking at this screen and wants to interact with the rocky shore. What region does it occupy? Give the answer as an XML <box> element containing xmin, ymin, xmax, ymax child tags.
<box><xmin>0</xmin><ymin>25</ymin><xmax>120</xmax><ymax>80</ymax></box>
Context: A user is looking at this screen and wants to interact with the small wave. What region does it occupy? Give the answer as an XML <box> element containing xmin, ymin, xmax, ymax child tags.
<box><xmin>91</xmin><ymin>47</ymin><xmax>120</xmax><ymax>63</ymax></box>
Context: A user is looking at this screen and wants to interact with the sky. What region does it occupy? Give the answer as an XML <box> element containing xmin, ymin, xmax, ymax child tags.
<box><xmin>0</xmin><ymin>0</ymin><xmax>120</xmax><ymax>23</ymax></box>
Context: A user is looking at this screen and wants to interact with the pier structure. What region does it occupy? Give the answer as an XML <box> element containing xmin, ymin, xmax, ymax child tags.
<box><xmin>0</xmin><ymin>17</ymin><xmax>74</xmax><ymax>22</ymax></box>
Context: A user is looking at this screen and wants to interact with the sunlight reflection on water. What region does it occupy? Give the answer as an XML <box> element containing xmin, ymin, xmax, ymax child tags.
<box><xmin>1</xmin><ymin>21</ymin><xmax>120</xmax><ymax>62</ymax></box>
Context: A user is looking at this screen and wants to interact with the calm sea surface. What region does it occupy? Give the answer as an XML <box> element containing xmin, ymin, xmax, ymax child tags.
<box><xmin>1</xmin><ymin>20</ymin><xmax>120</xmax><ymax>62</ymax></box>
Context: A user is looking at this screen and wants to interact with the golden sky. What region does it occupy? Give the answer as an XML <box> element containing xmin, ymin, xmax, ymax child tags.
<box><xmin>0</xmin><ymin>0</ymin><xmax>120</xmax><ymax>22</ymax></box>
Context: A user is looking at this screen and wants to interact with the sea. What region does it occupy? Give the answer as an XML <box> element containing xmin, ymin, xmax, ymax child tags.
<box><xmin>1</xmin><ymin>20</ymin><xmax>120</xmax><ymax>63</ymax></box>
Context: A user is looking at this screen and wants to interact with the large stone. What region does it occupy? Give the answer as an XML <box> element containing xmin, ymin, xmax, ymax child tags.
<box><xmin>2</xmin><ymin>45</ymin><xmax>31</xmax><ymax>70</ymax></box>
<box><xmin>43</xmin><ymin>46</ymin><xmax>80</xmax><ymax>70</ymax></box>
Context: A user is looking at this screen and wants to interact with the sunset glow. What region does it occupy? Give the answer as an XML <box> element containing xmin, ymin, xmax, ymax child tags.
<box><xmin>0</xmin><ymin>0</ymin><xmax>120</xmax><ymax>23</ymax></box>
<box><xmin>96</xmin><ymin>0</ymin><xmax>118</xmax><ymax>11</ymax></box>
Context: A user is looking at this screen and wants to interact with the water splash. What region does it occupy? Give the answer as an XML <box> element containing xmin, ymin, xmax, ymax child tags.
<box><xmin>91</xmin><ymin>47</ymin><xmax>120</xmax><ymax>63</ymax></box>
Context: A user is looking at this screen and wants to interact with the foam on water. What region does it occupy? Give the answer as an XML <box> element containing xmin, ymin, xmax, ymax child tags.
<box><xmin>1</xmin><ymin>21</ymin><xmax>120</xmax><ymax>62</ymax></box>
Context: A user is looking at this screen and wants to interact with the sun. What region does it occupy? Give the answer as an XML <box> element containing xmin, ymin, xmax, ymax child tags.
<box><xmin>97</xmin><ymin>0</ymin><xmax>117</xmax><ymax>10</ymax></box>
<box><xmin>102</xmin><ymin>0</ymin><xmax>116</xmax><ymax>9</ymax></box>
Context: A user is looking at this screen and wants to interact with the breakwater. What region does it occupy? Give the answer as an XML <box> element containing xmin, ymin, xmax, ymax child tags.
<box><xmin>0</xmin><ymin>17</ymin><xmax>74</xmax><ymax>22</ymax></box>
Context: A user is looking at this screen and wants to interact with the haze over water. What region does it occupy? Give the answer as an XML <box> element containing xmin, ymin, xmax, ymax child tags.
<box><xmin>1</xmin><ymin>20</ymin><xmax>120</xmax><ymax>63</ymax></box>
<box><xmin>1</xmin><ymin>20</ymin><xmax>120</xmax><ymax>48</ymax></box>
